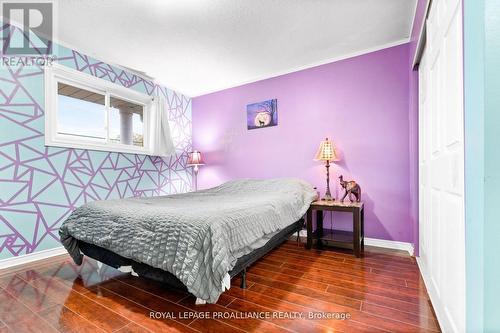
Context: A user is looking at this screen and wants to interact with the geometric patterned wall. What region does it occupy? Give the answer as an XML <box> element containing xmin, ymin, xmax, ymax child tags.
<box><xmin>0</xmin><ymin>24</ymin><xmax>192</xmax><ymax>259</ymax></box>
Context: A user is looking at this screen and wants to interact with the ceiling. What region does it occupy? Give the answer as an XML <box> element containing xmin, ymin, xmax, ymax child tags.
<box><xmin>56</xmin><ymin>0</ymin><xmax>417</xmax><ymax>97</ymax></box>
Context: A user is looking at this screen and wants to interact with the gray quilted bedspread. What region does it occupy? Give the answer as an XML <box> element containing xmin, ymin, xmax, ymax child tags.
<box><xmin>59</xmin><ymin>178</ymin><xmax>316</xmax><ymax>303</ymax></box>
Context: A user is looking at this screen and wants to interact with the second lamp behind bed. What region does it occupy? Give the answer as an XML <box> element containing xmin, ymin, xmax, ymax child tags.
<box><xmin>187</xmin><ymin>150</ymin><xmax>205</xmax><ymax>191</ymax></box>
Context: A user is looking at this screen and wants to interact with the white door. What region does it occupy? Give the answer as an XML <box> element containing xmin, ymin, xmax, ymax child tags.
<box><xmin>418</xmin><ymin>0</ymin><xmax>465</xmax><ymax>332</ymax></box>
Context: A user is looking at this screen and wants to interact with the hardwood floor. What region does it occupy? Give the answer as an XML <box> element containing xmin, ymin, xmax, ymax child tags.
<box><xmin>0</xmin><ymin>241</ymin><xmax>440</xmax><ymax>332</ymax></box>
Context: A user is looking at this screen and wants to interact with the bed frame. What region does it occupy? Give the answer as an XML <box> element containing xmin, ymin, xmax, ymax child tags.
<box><xmin>78</xmin><ymin>218</ymin><xmax>304</xmax><ymax>292</ymax></box>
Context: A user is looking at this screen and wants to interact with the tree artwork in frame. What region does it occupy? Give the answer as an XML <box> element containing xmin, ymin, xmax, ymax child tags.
<box><xmin>246</xmin><ymin>99</ymin><xmax>278</xmax><ymax>130</ymax></box>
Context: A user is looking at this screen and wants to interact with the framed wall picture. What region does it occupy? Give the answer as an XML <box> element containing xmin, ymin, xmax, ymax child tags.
<box><xmin>246</xmin><ymin>99</ymin><xmax>278</xmax><ymax>130</ymax></box>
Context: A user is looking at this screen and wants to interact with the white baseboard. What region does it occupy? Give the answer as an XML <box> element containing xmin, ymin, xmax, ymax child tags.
<box><xmin>1</xmin><ymin>235</ymin><xmax>415</xmax><ymax>270</ymax></box>
<box><xmin>294</xmin><ymin>230</ymin><xmax>414</xmax><ymax>256</ymax></box>
<box><xmin>364</xmin><ymin>238</ymin><xmax>415</xmax><ymax>256</ymax></box>
<box><xmin>0</xmin><ymin>246</ymin><xmax>67</xmax><ymax>270</ymax></box>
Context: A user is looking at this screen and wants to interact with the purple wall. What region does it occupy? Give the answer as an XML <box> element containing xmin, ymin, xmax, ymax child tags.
<box><xmin>193</xmin><ymin>44</ymin><xmax>413</xmax><ymax>242</ymax></box>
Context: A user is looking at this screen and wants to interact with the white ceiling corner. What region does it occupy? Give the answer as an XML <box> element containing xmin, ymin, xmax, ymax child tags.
<box><xmin>56</xmin><ymin>0</ymin><xmax>417</xmax><ymax>97</ymax></box>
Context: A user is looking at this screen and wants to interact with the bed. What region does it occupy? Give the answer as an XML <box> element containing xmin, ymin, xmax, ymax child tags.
<box><xmin>59</xmin><ymin>178</ymin><xmax>316</xmax><ymax>304</ymax></box>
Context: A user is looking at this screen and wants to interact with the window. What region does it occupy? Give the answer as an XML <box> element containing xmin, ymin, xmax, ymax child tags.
<box><xmin>45</xmin><ymin>64</ymin><xmax>155</xmax><ymax>155</ymax></box>
<box><xmin>57</xmin><ymin>83</ymin><xmax>107</xmax><ymax>141</ymax></box>
<box><xmin>109</xmin><ymin>96</ymin><xmax>144</xmax><ymax>147</ymax></box>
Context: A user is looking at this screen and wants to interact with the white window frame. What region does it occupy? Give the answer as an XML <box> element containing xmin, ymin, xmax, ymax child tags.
<box><xmin>44</xmin><ymin>63</ymin><xmax>154</xmax><ymax>155</ymax></box>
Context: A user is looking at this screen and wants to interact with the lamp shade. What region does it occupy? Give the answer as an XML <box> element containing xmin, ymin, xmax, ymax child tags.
<box><xmin>187</xmin><ymin>150</ymin><xmax>205</xmax><ymax>166</ymax></box>
<box><xmin>314</xmin><ymin>138</ymin><xmax>338</xmax><ymax>161</ymax></box>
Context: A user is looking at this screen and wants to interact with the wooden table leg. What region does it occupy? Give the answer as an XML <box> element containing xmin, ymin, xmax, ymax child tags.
<box><xmin>353</xmin><ymin>208</ymin><xmax>361</xmax><ymax>258</ymax></box>
<box><xmin>361</xmin><ymin>207</ymin><xmax>365</xmax><ymax>254</ymax></box>
<box><xmin>306</xmin><ymin>208</ymin><xmax>313</xmax><ymax>249</ymax></box>
<box><xmin>316</xmin><ymin>210</ymin><xmax>323</xmax><ymax>249</ymax></box>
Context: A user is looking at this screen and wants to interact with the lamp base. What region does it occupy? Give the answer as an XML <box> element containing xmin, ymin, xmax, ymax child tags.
<box><xmin>193</xmin><ymin>167</ymin><xmax>199</xmax><ymax>192</ymax></box>
<box><xmin>323</xmin><ymin>160</ymin><xmax>334</xmax><ymax>201</ymax></box>
<box><xmin>323</xmin><ymin>193</ymin><xmax>334</xmax><ymax>201</ymax></box>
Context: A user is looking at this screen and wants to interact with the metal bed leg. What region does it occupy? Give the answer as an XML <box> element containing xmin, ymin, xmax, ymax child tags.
<box><xmin>240</xmin><ymin>268</ymin><xmax>247</xmax><ymax>289</ymax></box>
<box><xmin>296</xmin><ymin>217</ymin><xmax>305</xmax><ymax>246</ymax></box>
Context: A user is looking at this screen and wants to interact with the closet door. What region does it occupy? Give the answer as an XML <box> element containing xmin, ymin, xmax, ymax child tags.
<box><xmin>418</xmin><ymin>0</ymin><xmax>465</xmax><ymax>332</ymax></box>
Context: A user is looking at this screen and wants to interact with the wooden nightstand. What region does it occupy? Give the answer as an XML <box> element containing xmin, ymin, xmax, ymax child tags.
<box><xmin>306</xmin><ymin>200</ymin><xmax>365</xmax><ymax>257</ymax></box>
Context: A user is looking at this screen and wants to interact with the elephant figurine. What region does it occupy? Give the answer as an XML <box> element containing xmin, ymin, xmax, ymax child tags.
<box><xmin>339</xmin><ymin>175</ymin><xmax>361</xmax><ymax>202</ymax></box>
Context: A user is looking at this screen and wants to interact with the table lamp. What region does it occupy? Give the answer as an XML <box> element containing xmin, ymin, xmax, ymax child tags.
<box><xmin>187</xmin><ymin>150</ymin><xmax>205</xmax><ymax>191</ymax></box>
<box><xmin>314</xmin><ymin>138</ymin><xmax>338</xmax><ymax>200</ymax></box>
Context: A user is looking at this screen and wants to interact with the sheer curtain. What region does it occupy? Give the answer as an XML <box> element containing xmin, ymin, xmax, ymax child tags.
<box><xmin>150</xmin><ymin>96</ymin><xmax>175</xmax><ymax>157</ymax></box>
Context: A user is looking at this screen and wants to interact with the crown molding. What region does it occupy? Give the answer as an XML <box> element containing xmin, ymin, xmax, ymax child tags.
<box><xmin>192</xmin><ymin>38</ymin><xmax>410</xmax><ymax>97</ymax></box>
